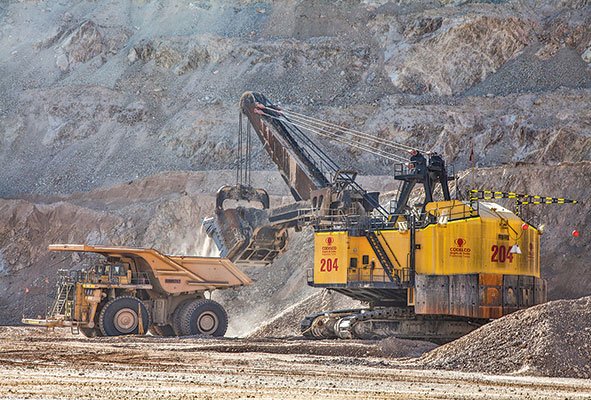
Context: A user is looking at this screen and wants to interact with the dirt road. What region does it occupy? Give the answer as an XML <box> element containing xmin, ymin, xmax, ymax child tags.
<box><xmin>0</xmin><ymin>327</ymin><xmax>590</xmax><ymax>400</ymax></box>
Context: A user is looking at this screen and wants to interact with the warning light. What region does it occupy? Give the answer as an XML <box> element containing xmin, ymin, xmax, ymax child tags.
<box><xmin>572</xmin><ymin>230</ymin><xmax>580</xmax><ymax>238</ymax></box>
<box><xmin>521</xmin><ymin>223</ymin><xmax>529</xmax><ymax>230</ymax></box>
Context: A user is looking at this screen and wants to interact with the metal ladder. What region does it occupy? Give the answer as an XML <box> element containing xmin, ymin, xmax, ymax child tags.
<box><xmin>50</xmin><ymin>282</ymin><xmax>73</xmax><ymax>316</ymax></box>
<box><xmin>365</xmin><ymin>231</ymin><xmax>399</xmax><ymax>283</ymax></box>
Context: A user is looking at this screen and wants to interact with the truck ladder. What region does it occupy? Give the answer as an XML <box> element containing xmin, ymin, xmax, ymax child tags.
<box><xmin>50</xmin><ymin>282</ymin><xmax>73</xmax><ymax>316</ymax></box>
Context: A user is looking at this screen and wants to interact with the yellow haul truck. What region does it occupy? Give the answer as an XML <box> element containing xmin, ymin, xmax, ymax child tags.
<box><xmin>23</xmin><ymin>244</ymin><xmax>252</xmax><ymax>337</ymax></box>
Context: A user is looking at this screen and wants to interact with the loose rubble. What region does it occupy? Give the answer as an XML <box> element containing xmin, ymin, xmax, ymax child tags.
<box><xmin>419</xmin><ymin>296</ymin><xmax>591</xmax><ymax>379</ymax></box>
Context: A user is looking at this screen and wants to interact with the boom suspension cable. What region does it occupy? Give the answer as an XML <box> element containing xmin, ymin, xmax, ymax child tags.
<box><xmin>258</xmin><ymin>109</ymin><xmax>409</xmax><ymax>163</ymax></box>
<box><xmin>279</xmin><ymin>114</ymin><xmax>341</xmax><ymax>174</ymax></box>
<box><xmin>279</xmin><ymin>108</ymin><xmax>428</xmax><ymax>154</ymax></box>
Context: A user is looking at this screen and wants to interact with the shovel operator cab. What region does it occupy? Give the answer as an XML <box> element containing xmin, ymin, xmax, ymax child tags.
<box><xmin>23</xmin><ymin>244</ymin><xmax>252</xmax><ymax>338</ymax></box>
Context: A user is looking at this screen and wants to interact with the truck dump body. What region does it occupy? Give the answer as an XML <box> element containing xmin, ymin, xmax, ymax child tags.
<box><xmin>48</xmin><ymin>244</ymin><xmax>252</xmax><ymax>294</ymax></box>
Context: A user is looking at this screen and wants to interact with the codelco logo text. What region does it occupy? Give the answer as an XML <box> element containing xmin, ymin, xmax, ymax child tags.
<box><xmin>450</xmin><ymin>238</ymin><xmax>471</xmax><ymax>257</ymax></box>
<box><xmin>322</xmin><ymin>236</ymin><xmax>337</xmax><ymax>252</ymax></box>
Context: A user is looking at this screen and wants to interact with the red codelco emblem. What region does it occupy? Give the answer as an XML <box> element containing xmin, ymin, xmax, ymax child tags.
<box><xmin>450</xmin><ymin>238</ymin><xmax>471</xmax><ymax>257</ymax></box>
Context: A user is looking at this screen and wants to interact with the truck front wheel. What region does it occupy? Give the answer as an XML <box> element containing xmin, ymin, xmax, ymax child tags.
<box><xmin>179</xmin><ymin>299</ymin><xmax>228</xmax><ymax>337</ymax></box>
<box><xmin>98</xmin><ymin>296</ymin><xmax>151</xmax><ymax>336</ymax></box>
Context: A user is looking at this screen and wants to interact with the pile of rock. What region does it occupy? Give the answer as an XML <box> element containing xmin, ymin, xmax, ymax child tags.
<box><xmin>419</xmin><ymin>296</ymin><xmax>591</xmax><ymax>378</ymax></box>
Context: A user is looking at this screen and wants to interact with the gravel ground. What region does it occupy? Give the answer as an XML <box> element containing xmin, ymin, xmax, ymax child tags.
<box><xmin>1</xmin><ymin>327</ymin><xmax>591</xmax><ymax>400</ymax></box>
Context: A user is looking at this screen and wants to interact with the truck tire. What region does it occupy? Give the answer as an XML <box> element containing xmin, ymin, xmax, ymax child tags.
<box><xmin>178</xmin><ymin>299</ymin><xmax>228</xmax><ymax>337</ymax></box>
<box><xmin>80</xmin><ymin>302</ymin><xmax>106</xmax><ymax>338</ymax></box>
<box><xmin>149</xmin><ymin>324</ymin><xmax>176</xmax><ymax>337</ymax></box>
<box><xmin>171</xmin><ymin>300</ymin><xmax>192</xmax><ymax>336</ymax></box>
<box><xmin>98</xmin><ymin>296</ymin><xmax>151</xmax><ymax>336</ymax></box>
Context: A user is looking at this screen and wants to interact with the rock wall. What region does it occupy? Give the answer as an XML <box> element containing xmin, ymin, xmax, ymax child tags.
<box><xmin>0</xmin><ymin>0</ymin><xmax>589</xmax><ymax>195</ymax></box>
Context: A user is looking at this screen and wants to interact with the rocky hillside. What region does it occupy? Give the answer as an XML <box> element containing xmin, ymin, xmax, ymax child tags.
<box><xmin>0</xmin><ymin>0</ymin><xmax>589</xmax><ymax>331</ymax></box>
<box><xmin>1</xmin><ymin>0</ymin><xmax>589</xmax><ymax>195</ymax></box>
